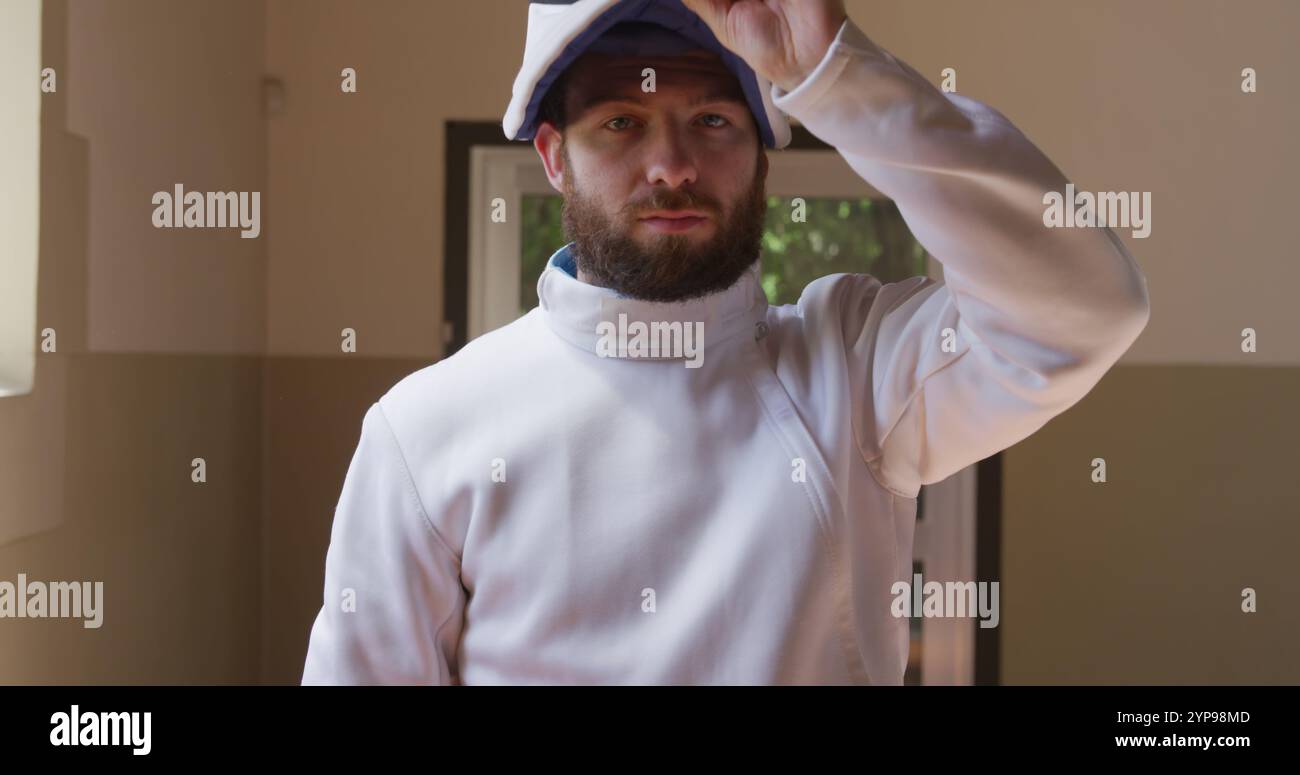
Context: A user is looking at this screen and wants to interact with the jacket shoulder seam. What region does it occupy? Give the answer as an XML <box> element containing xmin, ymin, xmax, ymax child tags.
<box><xmin>375</xmin><ymin>401</ymin><xmax>463</xmax><ymax>567</ymax></box>
<box><xmin>845</xmin><ymin>277</ymin><xmax>965</xmax><ymax>500</ymax></box>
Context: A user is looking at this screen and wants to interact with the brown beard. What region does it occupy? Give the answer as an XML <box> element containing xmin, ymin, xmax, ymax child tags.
<box><xmin>560</xmin><ymin>147</ymin><xmax>767</xmax><ymax>303</ymax></box>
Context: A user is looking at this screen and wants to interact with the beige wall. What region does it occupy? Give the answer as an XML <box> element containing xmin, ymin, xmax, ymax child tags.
<box><xmin>854</xmin><ymin>0</ymin><xmax>1300</xmax><ymax>367</ymax></box>
<box><xmin>264</xmin><ymin>0</ymin><xmax>527</xmax><ymax>359</ymax></box>
<box><xmin>1003</xmin><ymin>366</ymin><xmax>1299</xmax><ymax>683</ymax></box>
<box><xmin>68</xmin><ymin>0</ymin><xmax>267</xmax><ymax>355</ymax></box>
<box><xmin>0</xmin><ymin>354</ymin><xmax>263</xmax><ymax>683</ymax></box>
<box><xmin>1</xmin><ymin>0</ymin><xmax>1295</xmax><ymax>684</ymax></box>
<box><xmin>1</xmin><ymin>0</ymin><xmax>267</xmax><ymax>683</ymax></box>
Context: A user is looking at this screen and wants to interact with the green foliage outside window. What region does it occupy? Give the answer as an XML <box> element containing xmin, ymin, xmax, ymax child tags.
<box><xmin>520</xmin><ymin>194</ymin><xmax>927</xmax><ymax>312</ymax></box>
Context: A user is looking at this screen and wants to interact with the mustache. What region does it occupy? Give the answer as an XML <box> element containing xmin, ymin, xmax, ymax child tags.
<box><xmin>622</xmin><ymin>189</ymin><xmax>720</xmax><ymax>219</ymax></box>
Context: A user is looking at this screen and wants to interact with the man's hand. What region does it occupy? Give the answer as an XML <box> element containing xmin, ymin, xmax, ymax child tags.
<box><xmin>681</xmin><ymin>0</ymin><xmax>848</xmax><ymax>93</ymax></box>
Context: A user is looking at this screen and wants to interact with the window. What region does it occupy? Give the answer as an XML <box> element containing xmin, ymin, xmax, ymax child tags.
<box><xmin>467</xmin><ymin>145</ymin><xmax>942</xmax><ymax>335</ymax></box>
<box><xmin>0</xmin><ymin>0</ymin><xmax>42</xmax><ymax>398</ymax></box>
<box><xmin>519</xmin><ymin>193</ymin><xmax>927</xmax><ymax>311</ymax></box>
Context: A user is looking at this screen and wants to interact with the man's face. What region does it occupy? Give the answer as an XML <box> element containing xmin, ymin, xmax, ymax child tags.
<box><xmin>536</xmin><ymin>49</ymin><xmax>769</xmax><ymax>303</ymax></box>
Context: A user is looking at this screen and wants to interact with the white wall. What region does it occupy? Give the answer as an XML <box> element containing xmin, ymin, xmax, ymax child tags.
<box><xmin>0</xmin><ymin>0</ymin><xmax>42</xmax><ymax>396</ymax></box>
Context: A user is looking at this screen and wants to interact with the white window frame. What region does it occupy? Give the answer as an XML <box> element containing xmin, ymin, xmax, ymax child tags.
<box><xmin>468</xmin><ymin>145</ymin><xmax>977</xmax><ymax>685</ymax></box>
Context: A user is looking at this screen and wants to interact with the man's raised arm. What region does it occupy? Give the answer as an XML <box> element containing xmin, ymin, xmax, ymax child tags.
<box><xmin>690</xmin><ymin>2</ymin><xmax>1150</xmax><ymax>497</ymax></box>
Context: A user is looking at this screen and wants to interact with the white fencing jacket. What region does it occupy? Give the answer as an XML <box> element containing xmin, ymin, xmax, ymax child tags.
<box><xmin>302</xmin><ymin>18</ymin><xmax>1150</xmax><ymax>685</ymax></box>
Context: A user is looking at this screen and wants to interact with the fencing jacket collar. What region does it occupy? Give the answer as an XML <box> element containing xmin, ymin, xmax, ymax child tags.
<box><xmin>536</xmin><ymin>243</ymin><xmax>770</xmax><ymax>359</ymax></box>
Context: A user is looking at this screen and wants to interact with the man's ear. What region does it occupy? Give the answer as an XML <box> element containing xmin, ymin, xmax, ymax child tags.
<box><xmin>534</xmin><ymin>122</ymin><xmax>566</xmax><ymax>194</ymax></box>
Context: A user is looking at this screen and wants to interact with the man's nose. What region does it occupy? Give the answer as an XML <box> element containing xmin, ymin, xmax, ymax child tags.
<box><xmin>643</xmin><ymin>126</ymin><xmax>699</xmax><ymax>189</ymax></box>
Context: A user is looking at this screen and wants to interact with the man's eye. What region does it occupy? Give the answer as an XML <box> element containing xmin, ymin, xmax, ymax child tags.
<box><xmin>698</xmin><ymin>114</ymin><xmax>730</xmax><ymax>128</ymax></box>
<box><xmin>604</xmin><ymin>116</ymin><xmax>636</xmax><ymax>131</ymax></box>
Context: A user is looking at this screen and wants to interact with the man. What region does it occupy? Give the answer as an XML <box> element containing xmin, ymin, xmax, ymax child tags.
<box><xmin>302</xmin><ymin>0</ymin><xmax>1149</xmax><ymax>685</ymax></box>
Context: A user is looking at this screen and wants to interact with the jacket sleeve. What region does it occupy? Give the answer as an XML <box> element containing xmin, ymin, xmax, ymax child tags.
<box><xmin>301</xmin><ymin>402</ymin><xmax>465</xmax><ymax>685</ymax></box>
<box><xmin>774</xmin><ymin>18</ymin><xmax>1151</xmax><ymax>498</ymax></box>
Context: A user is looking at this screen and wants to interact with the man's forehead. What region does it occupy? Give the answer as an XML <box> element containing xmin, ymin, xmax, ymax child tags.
<box><xmin>564</xmin><ymin>50</ymin><xmax>747</xmax><ymax>113</ymax></box>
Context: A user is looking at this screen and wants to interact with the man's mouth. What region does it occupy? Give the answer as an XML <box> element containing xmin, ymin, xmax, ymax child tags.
<box><xmin>638</xmin><ymin>210</ymin><xmax>711</xmax><ymax>234</ymax></box>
